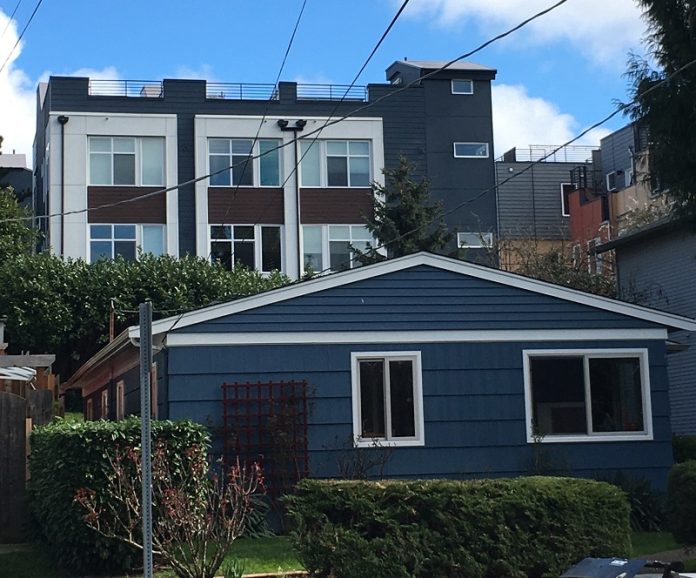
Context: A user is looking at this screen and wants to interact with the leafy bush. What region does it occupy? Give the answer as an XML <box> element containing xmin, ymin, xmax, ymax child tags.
<box><xmin>673</xmin><ymin>435</ymin><xmax>696</xmax><ymax>463</ymax></box>
<box><xmin>667</xmin><ymin>460</ymin><xmax>696</xmax><ymax>545</ymax></box>
<box><xmin>286</xmin><ymin>477</ymin><xmax>631</xmax><ymax>578</ymax></box>
<box><xmin>607</xmin><ymin>472</ymin><xmax>665</xmax><ymax>531</ymax></box>
<box><xmin>28</xmin><ymin>417</ymin><xmax>209</xmax><ymax>574</ymax></box>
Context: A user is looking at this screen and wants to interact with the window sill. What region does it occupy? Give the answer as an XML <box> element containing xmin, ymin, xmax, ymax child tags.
<box><xmin>527</xmin><ymin>432</ymin><xmax>653</xmax><ymax>444</ymax></box>
<box><xmin>354</xmin><ymin>437</ymin><xmax>424</xmax><ymax>448</ymax></box>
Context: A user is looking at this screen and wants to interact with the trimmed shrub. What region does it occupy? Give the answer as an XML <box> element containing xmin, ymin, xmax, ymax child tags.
<box><xmin>673</xmin><ymin>435</ymin><xmax>696</xmax><ymax>463</ymax></box>
<box><xmin>667</xmin><ymin>460</ymin><xmax>696</xmax><ymax>545</ymax></box>
<box><xmin>607</xmin><ymin>472</ymin><xmax>665</xmax><ymax>531</ymax></box>
<box><xmin>28</xmin><ymin>417</ymin><xmax>209</xmax><ymax>574</ymax></box>
<box><xmin>286</xmin><ymin>477</ymin><xmax>631</xmax><ymax>578</ymax></box>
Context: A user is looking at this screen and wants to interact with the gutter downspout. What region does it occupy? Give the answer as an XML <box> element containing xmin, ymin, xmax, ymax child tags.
<box><xmin>57</xmin><ymin>115</ymin><xmax>69</xmax><ymax>255</ymax></box>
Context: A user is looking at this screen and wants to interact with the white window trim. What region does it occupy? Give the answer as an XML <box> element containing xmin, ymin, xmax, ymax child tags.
<box><xmin>88</xmin><ymin>136</ymin><xmax>165</xmax><ymax>187</ymax></box>
<box><xmin>87</xmin><ymin>223</ymin><xmax>166</xmax><ymax>263</ymax></box>
<box><xmin>523</xmin><ymin>348</ymin><xmax>653</xmax><ymax>444</ymax></box>
<box><xmin>207</xmin><ymin>138</ymin><xmax>282</xmax><ymax>188</ymax></box>
<box><xmin>208</xmin><ymin>224</ymin><xmax>284</xmax><ymax>274</ymax></box>
<box><xmin>301</xmin><ymin>224</ymin><xmax>377</xmax><ymax>275</ymax></box>
<box><xmin>451</xmin><ymin>79</ymin><xmax>474</xmax><ymax>95</ymax></box>
<box><xmin>299</xmin><ymin>139</ymin><xmax>372</xmax><ymax>188</ymax></box>
<box><xmin>560</xmin><ymin>182</ymin><xmax>573</xmax><ymax>217</ymax></box>
<box><xmin>453</xmin><ymin>142</ymin><xmax>490</xmax><ymax>159</ymax></box>
<box><xmin>351</xmin><ymin>351</ymin><xmax>425</xmax><ymax>448</ymax></box>
<box><xmin>458</xmin><ymin>232</ymin><xmax>493</xmax><ymax>249</ymax></box>
<box><xmin>115</xmin><ymin>380</ymin><xmax>125</xmax><ymax>420</ymax></box>
<box><xmin>101</xmin><ymin>389</ymin><xmax>109</xmax><ymax>419</ymax></box>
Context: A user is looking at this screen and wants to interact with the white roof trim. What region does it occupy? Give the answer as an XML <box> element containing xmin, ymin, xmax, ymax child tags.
<box><xmin>129</xmin><ymin>252</ymin><xmax>696</xmax><ymax>339</ymax></box>
<box><xmin>0</xmin><ymin>366</ymin><xmax>37</xmax><ymax>382</ymax></box>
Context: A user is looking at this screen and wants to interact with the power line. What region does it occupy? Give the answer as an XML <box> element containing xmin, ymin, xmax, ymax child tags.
<box><xmin>0</xmin><ymin>0</ymin><xmax>24</xmax><ymax>44</ymax></box>
<box><xmin>0</xmin><ymin>0</ymin><xmax>44</xmax><ymax>75</ymax></box>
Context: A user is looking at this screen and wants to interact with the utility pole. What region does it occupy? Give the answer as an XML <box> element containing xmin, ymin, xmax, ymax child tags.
<box><xmin>139</xmin><ymin>301</ymin><xmax>154</xmax><ymax>578</ymax></box>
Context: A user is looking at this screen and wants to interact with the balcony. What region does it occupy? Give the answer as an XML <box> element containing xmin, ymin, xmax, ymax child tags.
<box><xmin>296</xmin><ymin>83</ymin><xmax>368</xmax><ymax>101</ymax></box>
<box><xmin>498</xmin><ymin>145</ymin><xmax>596</xmax><ymax>163</ymax></box>
<box><xmin>206</xmin><ymin>83</ymin><xmax>278</xmax><ymax>100</ymax></box>
<box><xmin>88</xmin><ymin>80</ymin><xmax>163</xmax><ymax>98</ymax></box>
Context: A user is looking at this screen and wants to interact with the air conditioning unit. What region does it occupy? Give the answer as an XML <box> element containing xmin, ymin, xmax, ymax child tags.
<box><xmin>605</xmin><ymin>170</ymin><xmax>624</xmax><ymax>192</ymax></box>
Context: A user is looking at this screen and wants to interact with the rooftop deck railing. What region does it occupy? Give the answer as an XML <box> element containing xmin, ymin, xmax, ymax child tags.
<box><xmin>206</xmin><ymin>82</ymin><xmax>279</xmax><ymax>100</ymax></box>
<box><xmin>296</xmin><ymin>83</ymin><xmax>368</xmax><ymax>101</ymax></box>
<box><xmin>88</xmin><ymin>80</ymin><xmax>163</xmax><ymax>98</ymax></box>
<box><xmin>498</xmin><ymin>145</ymin><xmax>597</xmax><ymax>163</ymax></box>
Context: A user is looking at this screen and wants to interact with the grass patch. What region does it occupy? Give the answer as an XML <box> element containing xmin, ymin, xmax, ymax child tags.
<box><xmin>631</xmin><ymin>531</ymin><xmax>681</xmax><ymax>556</ymax></box>
<box><xmin>0</xmin><ymin>546</ymin><xmax>67</xmax><ymax>578</ymax></box>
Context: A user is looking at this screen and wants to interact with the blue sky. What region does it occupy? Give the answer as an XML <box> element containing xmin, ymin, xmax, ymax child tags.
<box><xmin>1</xmin><ymin>0</ymin><xmax>648</xmax><ymax>165</ymax></box>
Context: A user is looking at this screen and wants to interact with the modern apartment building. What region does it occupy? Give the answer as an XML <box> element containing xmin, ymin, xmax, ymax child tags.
<box><xmin>33</xmin><ymin>60</ymin><xmax>497</xmax><ymax>279</ymax></box>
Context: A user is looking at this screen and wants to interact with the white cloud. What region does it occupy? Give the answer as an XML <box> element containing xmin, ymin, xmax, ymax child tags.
<box><xmin>173</xmin><ymin>64</ymin><xmax>218</xmax><ymax>81</ymax></box>
<box><xmin>492</xmin><ymin>83</ymin><xmax>611</xmax><ymax>157</ymax></box>
<box><xmin>403</xmin><ymin>0</ymin><xmax>645</xmax><ymax>67</ymax></box>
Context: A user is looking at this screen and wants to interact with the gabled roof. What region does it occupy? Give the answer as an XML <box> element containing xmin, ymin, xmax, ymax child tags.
<box><xmin>129</xmin><ymin>252</ymin><xmax>696</xmax><ymax>339</ymax></box>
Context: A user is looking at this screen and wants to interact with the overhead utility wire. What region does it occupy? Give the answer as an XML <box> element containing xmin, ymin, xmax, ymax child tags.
<box><xmin>0</xmin><ymin>0</ymin><xmax>44</xmax><ymax>75</ymax></box>
<box><xmin>13</xmin><ymin>0</ymin><xmax>571</xmax><ymax>226</ymax></box>
<box><xmin>0</xmin><ymin>0</ymin><xmax>24</xmax><ymax>44</ymax></box>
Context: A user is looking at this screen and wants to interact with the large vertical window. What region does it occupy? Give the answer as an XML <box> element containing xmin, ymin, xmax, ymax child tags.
<box><xmin>301</xmin><ymin>225</ymin><xmax>374</xmax><ymax>274</ymax></box>
<box><xmin>208</xmin><ymin>139</ymin><xmax>281</xmax><ymax>187</ymax></box>
<box><xmin>300</xmin><ymin>140</ymin><xmax>371</xmax><ymax>187</ymax></box>
<box><xmin>351</xmin><ymin>352</ymin><xmax>424</xmax><ymax>447</ymax></box>
<box><xmin>210</xmin><ymin>224</ymin><xmax>282</xmax><ymax>273</ymax></box>
<box><xmin>89</xmin><ymin>224</ymin><xmax>165</xmax><ymax>263</ymax></box>
<box><xmin>88</xmin><ymin>136</ymin><xmax>164</xmax><ymax>186</ymax></box>
<box><xmin>524</xmin><ymin>349</ymin><xmax>651</xmax><ymax>442</ymax></box>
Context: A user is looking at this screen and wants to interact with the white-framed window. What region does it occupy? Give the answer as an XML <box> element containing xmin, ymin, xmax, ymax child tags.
<box><xmin>89</xmin><ymin>136</ymin><xmax>165</xmax><ymax>186</ymax></box>
<box><xmin>208</xmin><ymin>138</ymin><xmax>281</xmax><ymax>187</ymax></box>
<box><xmin>210</xmin><ymin>224</ymin><xmax>282</xmax><ymax>273</ymax></box>
<box><xmin>561</xmin><ymin>183</ymin><xmax>574</xmax><ymax>217</ymax></box>
<box><xmin>451</xmin><ymin>79</ymin><xmax>473</xmax><ymax>94</ymax></box>
<box><xmin>101</xmin><ymin>389</ymin><xmax>109</xmax><ymax>419</ymax></box>
<box><xmin>89</xmin><ymin>224</ymin><xmax>165</xmax><ymax>263</ymax></box>
<box><xmin>300</xmin><ymin>140</ymin><xmax>371</xmax><ymax>187</ymax></box>
<box><xmin>302</xmin><ymin>224</ymin><xmax>374</xmax><ymax>274</ymax></box>
<box><xmin>115</xmin><ymin>380</ymin><xmax>125</xmax><ymax>421</ymax></box>
<box><xmin>523</xmin><ymin>349</ymin><xmax>652</xmax><ymax>443</ymax></box>
<box><xmin>351</xmin><ymin>351</ymin><xmax>425</xmax><ymax>447</ymax></box>
<box><xmin>453</xmin><ymin>142</ymin><xmax>489</xmax><ymax>158</ymax></box>
<box><xmin>458</xmin><ymin>231</ymin><xmax>493</xmax><ymax>249</ymax></box>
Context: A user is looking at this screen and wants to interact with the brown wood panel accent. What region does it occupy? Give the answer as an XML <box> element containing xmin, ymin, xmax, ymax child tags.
<box><xmin>208</xmin><ymin>187</ymin><xmax>284</xmax><ymax>223</ymax></box>
<box><xmin>88</xmin><ymin>186</ymin><xmax>166</xmax><ymax>223</ymax></box>
<box><xmin>300</xmin><ymin>188</ymin><xmax>375</xmax><ymax>224</ymax></box>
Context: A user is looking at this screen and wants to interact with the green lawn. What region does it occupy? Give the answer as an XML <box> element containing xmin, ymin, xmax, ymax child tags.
<box><xmin>632</xmin><ymin>531</ymin><xmax>682</xmax><ymax>556</ymax></box>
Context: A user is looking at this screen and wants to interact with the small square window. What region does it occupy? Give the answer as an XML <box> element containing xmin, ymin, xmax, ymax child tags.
<box><xmin>454</xmin><ymin>142</ymin><xmax>489</xmax><ymax>158</ymax></box>
<box><xmin>451</xmin><ymin>79</ymin><xmax>473</xmax><ymax>94</ymax></box>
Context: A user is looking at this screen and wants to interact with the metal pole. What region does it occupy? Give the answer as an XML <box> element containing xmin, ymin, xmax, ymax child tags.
<box><xmin>139</xmin><ymin>301</ymin><xmax>154</xmax><ymax>578</ymax></box>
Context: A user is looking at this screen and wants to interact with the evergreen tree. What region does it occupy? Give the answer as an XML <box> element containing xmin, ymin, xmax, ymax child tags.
<box><xmin>355</xmin><ymin>157</ymin><xmax>453</xmax><ymax>264</ymax></box>
<box><xmin>0</xmin><ymin>187</ymin><xmax>40</xmax><ymax>260</ymax></box>
<box><xmin>625</xmin><ymin>0</ymin><xmax>696</xmax><ymax>222</ymax></box>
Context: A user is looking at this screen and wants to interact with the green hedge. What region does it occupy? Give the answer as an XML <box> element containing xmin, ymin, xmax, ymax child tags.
<box><xmin>667</xmin><ymin>460</ymin><xmax>696</xmax><ymax>545</ymax></box>
<box><xmin>673</xmin><ymin>435</ymin><xmax>696</xmax><ymax>463</ymax></box>
<box><xmin>286</xmin><ymin>477</ymin><xmax>631</xmax><ymax>578</ymax></box>
<box><xmin>28</xmin><ymin>417</ymin><xmax>209</xmax><ymax>574</ymax></box>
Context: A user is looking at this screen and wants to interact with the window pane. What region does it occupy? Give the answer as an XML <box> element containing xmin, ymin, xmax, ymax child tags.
<box><xmin>211</xmin><ymin>225</ymin><xmax>232</xmax><ymax>240</ymax></box>
<box><xmin>329</xmin><ymin>225</ymin><xmax>350</xmax><ymax>239</ymax></box>
<box><xmin>89</xmin><ymin>137</ymin><xmax>111</xmax><ymax>153</ymax></box>
<box><xmin>389</xmin><ymin>360</ymin><xmax>415</xmax><ymax>437</ymax></box>
<box><xmin>300</xmin><ymin>141</ymin><xmax>320</xmax><ymax>186</ymax></box>
<box><xmin>90</xmin><ymin>241</ymin><xmax>112</xmax><ymax>261</ymax></box>
<box><xmin>261</xmin><ymin>226</ymin><xmax>281</xmax><ymax>271</ymax></box>
<box><xmin>113</xmin><ymin>154</ymin><xmax>136</xmax><ymax>185</ymax></box>
<box><xmin>141</xmin><ymin>138</ymin><xmax>164</xmax><ymax>186</ymax></box>
<box><xmin>326</xmin><ymin>141</ymin><xmax>347</xmax><ymax>155</ymax></box>
<box><xmin>589</xmin><ymin>357</ymin><xmax>644</xmax><ymax>433</ymax></box>
<box><xmin>233</xmin><ymin>241</ymin><xmax>255</xmax><ymax>269</ymax></box>
<box><xmin>351</xmin><ymin>226</ymin><xmax>372</xmax><ymax>240</ymax></box>
<box><xmin>259</xmin><ymin>140</ymin><xmax>280</xmax><ymax>186</ymax></box>
<box><xmin>303</xmin><ymin>226</ymin><xmax>323</xmax><ymax>272</ymax></box>
<box><xmin>231</xmin><ymin>155</ymin><xmax>253</xmax><ymax>186</ymax></box>
<box><xmin>114</xmin><ymin>240</ymin><xmax>136</xmax><ymax>261</ymax></box>
<box><xmin>231</xmin><ymin>139</ymin><xmax>253</xmax><ymax>155</ymax></box>
<box><xmin>210</xmin><ymin>155</ymin><xmax>231</xmax><ymax>186</ymax></box>
<box><xmin>349</xmin><ymin>141</ymin><xmax>370</xmax><ymax>156</ymax></box>
<box><xmin>90</xmin><ymin>224</ymin><xmax>111</xmax><ymax>239</ymax></box>
<box><xmin>90</xmin><ymin>154</ymin><xmax>112</xmax><ymax>185</ymax></box>
<box><xmin>234</xmin><ymin>226</ymin><xmax>254</xmax><ymax>240</ymax></box>
<box><xmin>327</xmin><ymin>157</ymin><xmax>348</xmax><ymax>186</ymax></box>
<box><xmin>349</xmin><ymin>156</ymin><xmax>370</xmax><ymax>186</ymax></box>
<box><xmin>454</xmin><ymin>142</ymin><xmax>489</xmax><ymax>158</ymax></box>
<box><xmin>114</xmin><ymin>225</ymin><xmax>136</xmax><ymax>239</ymax></box>
<box><xmin>209</xmin><ymin>139</ymin><xmax>230</xmax><ymax>154</ymax></box>
<box><xmin>211</xmin><ymin>241</ymin><xmax>232</xmax><ymax>269</ymax></box>
<box><xmin>359</xmin><ymin>360</ymin><xmax>385</xmax><ymax>438</ymax></box>
<box><xmin>329</xmin><ymin>240</ymin><xmax>351</xmax><ymax>271</ymax></box>
<box><xmin>113</xmin><ymin>137</ymin><xmax>135</xmax><ymax>153</ymax></box>
<box><xmin>142</xmin><ymin>225</ymin><xmax>164</xmax><ymax>255</ymax></box>
<box><xmin>530</xmin><ymin>357</ymin><xmax>587</xmax><ymax>435</ymax></box>
<box><xmin>452</xmin><ymin>79</ymin><xmax>473</xmax><ymax>94</ymax></box>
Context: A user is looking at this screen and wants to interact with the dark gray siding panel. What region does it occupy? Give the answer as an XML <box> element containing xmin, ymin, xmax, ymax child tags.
<box><xmin>178</xmin><ymin>265</ymin><xmax>660</xmax><ymax>333</ymax></box>
<box><xmin>166</xmin><ymin>339</ymin><xmax>672</xmax><ymax>488</ymax></box>
<box><xmin>496</xmin><ymin>161</ymin><xmax>579</xmax><ymax>240</ymax></box>
<box><xmin>600</xmin><ymin>125</ymin><xmax>635</xmax><ymax>185</ymax></box>
<box><xmin>616</xmin><ymin>227</ymin><xmax>696</xmax><ymax>434</ymax></box>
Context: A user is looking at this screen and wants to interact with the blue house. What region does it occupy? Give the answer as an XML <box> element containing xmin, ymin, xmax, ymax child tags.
<box><xmin>66</xmin><ymin>253</ymin><xmax>696</xmax><ymax>489</ymax></box>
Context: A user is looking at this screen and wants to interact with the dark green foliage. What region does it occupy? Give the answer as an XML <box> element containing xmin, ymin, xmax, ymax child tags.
<box><xmin>673</xmin><ymin>434</ymin><xmax>696</xmax><ymax>463</ymax></box>
<box><xmin>667</xmin><ymin>460</ymin><xmax>696</xmax><ymax>545</ymax></box>
<box><xmin>608</xmin><ymin>472</ymin><xmax>665</xmax><ymax>531</ymax></box>
<box><xmin>625</xmin><ymin>1</ymin><xmax>696</xmax><ymax>223</ymax></box>
<box><xmin>0</xmin><ymin>252</ymin><xmax>288</xmax><ymax>378</ymax></box>
<box><xmin>285</xmin><ymin>477</ymin><xmax>631</xmax><ymax>578</ymax></box>
<box><xmin>28</xmin><ymin>417</ymin><xmax>209</xmax><ymax>574</ymax></box>
<box><xmin>355</xmin><ymin>157</ymin><xmax>454</xmax><ymax>263</ymax></box>
<box><xmin>0</xmin><ymin>187</ymin><xmax>40</xmax><ymax>260</ymax></box>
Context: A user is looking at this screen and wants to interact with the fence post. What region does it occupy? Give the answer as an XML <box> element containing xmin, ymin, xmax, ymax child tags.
<box><xmin>0</xmin><ymin>392</ymin><xmax>28</xmax><ymax>542</ymax></box>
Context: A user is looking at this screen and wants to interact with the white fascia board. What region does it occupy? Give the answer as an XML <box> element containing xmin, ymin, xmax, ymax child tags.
<box><xmin>128</xmin><ymin>252</ymin><xmax>696</xmax><ymax>339</ymax></box>
<box><xmin>50</xmin><ymin>111</ymin><xmax>177</xmax><ymax>119</ymax></box>
<box><xmin>163</xmin><ymin>328</ymin><xmax>668</xmax><ymax>347</ymax></box>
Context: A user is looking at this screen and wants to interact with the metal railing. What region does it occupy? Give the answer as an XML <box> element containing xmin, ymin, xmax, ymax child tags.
<box><xmin>296</xmin><ymin>83</ymin><xmax>368</xmax><ymax>101</ymax></box>
<box><xmin>206</xmin><ymin>82</ymin><xmax>278</xmax><ymax>100</ymax></box>
<box><xmin>497</xmin><ymin>144</ymin><xmax>597</xmax><ymax>163</ymax></box>
<box><xmin>88</xmin><ymin>80</ymin><xmax>163</xmax><ymax>98</ymax></box>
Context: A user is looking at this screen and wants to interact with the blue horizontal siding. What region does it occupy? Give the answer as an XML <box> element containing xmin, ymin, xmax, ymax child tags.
<box><xmin>176</xmin><ymin>266</ymin><xmax>660</xmax><ymax>333</ymax></box>
<box><xmin>166</xmin><ymin>338</ymin><xmax>672</xmax><ymax>488</ymax></box>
